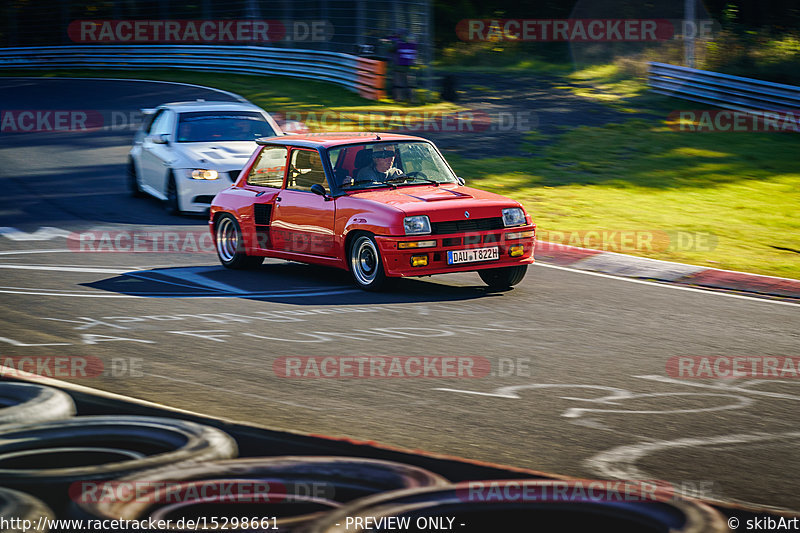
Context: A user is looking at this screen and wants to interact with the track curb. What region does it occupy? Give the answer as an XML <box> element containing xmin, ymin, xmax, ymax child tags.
<box><xmin>535</xmin><ymin>242</ymin><xmax>800</xmax><ymax>299</ymax></box>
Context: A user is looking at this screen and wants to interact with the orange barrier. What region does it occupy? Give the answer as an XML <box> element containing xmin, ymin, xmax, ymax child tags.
<box><xmin>355</xmin><ymin>57</ymin><xmax>387</xmax><ymax>100</ymax></box>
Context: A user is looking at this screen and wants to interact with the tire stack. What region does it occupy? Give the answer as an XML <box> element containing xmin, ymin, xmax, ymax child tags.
<box><xmin>0</xmin><ymin>382</ymin><xmax>734</xmax><ymax>532</ymax></box>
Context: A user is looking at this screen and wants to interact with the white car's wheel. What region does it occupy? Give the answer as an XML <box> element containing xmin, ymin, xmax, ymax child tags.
<box><xmin>165</xmin><ymin>174</ymin><xmax>181</xmax><ymax>215</ymax></box>
<box><xmin>127</xmin><ymin>160</ymin><xmax>144</xmax><ymax>198</ymax></box>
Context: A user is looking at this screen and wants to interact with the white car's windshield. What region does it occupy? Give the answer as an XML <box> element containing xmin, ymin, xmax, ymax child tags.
<box><xmin>176</xmin><ymin>111</ymin><xmax>276</xmax><ymax>142</ymax></box>
<box><xmin>329</xmin><ymin>141</ymin><xmax>458</xmax><ymax>190</ymax></box>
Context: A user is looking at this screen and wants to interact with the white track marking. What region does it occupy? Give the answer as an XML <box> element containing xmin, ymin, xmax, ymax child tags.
<box><xmin>534</xmin><ymin>263</ymin><xmax>800</xmax><ymax>307</ymax></box>
<box><xmin>0</xmin><ymin>285</ymin><xmax>359</xmax><ymax>299</ymax></box>
<box><xmin>435</xmin><ymin>383</ymin><xmax>753</xmax><ymax>418</ymax></box>
<box><xmin>586</xmin><ymin>431</ymin><xmax>800</xmax><ymax>514</ymax></box>
<box><xmin>123</xmin><ymin>271</ymin><xmax>229</xmax><ymax>293</ymax></box>
<box><xmin>143</xmin><ymin>266</ymin><xmax>247</xmax><ymax>294</ymax></box>
<box><xmin>0</xmin><ymin>264</ymin><xmax>131</xmax><ymax>274</ymax></box>
<box><xmin>0</xmin><ymin>227</ymin><xmax>71</xmax><ymax>241</ymax></box>
<box><xmin>0</xmin><ymin>248</ymin><xmax>794</xmax><ymax>303</ymax></box>
<box><xmin>636</xmin><ymin>374</ymin><xmax>800</xmax><ymax>401</ymax></box>
<box><xmin>0</xmin><ymin>249</ymin><xmax>73</xmax><ymax>255</ymax></box>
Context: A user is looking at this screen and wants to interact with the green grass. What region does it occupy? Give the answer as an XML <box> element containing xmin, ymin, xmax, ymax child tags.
<box><xmin>450</xmin><ymin>122</ymin><xmax>800</xmax><ymax>279</ymax></box>
<box><xmin>4</xmin><ymin>68</ymin><xmax>798</xmax><ymax>279</ymax></box>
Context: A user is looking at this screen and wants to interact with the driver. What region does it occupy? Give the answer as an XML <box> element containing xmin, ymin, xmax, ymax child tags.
<box><xmin>357</xmin><ymin>146</ymin><xmax>404</xmax><ymax>182</ymax></box>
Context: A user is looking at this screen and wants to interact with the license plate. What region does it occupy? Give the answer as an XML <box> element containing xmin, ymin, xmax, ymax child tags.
<box><xmin>447</xmin><ymin>246</ymin><xmax>499</xmax><ymax>265</ymax></box>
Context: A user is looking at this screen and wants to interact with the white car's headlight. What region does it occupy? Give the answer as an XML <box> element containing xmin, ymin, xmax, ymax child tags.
<box><xmin>190</xmin><ymin>169</ymin><xmax>219</xmax><ymax>180</ymax></box>
<box><xmin>404</xmin><ymin>215</ymin><xmax>431</xmax><ymax>235</ymax></box>
<box><xmin>502</xmin><ymin>207</ymin><xmax>526</xmax><ymax>227</ymax></box>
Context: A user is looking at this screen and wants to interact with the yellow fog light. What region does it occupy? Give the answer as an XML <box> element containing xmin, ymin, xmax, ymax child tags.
<box><xmin>398</xmin><ymin>240</ymin><xmax>436</xmax><ymax>249</ymax></box>
<box><xmin>410</xmin><ymin>254</ymin><xmax>429</xmax><ymax>267</ymax></box>
<box><xmin>506</xmin><ymin>230</ymin><xmax>535</xmax><ymax>240</ymax></box>
<box><xmin>509</xmin><ymin>245</ymin><xmax>524</xmax><ymax>257</ymax></box>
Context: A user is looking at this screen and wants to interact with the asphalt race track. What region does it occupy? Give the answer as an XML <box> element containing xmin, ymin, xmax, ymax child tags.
<box><xmin>0</xmin><ymin>77</ymin><xmax>798</xmax><ymax>512</ymax></box>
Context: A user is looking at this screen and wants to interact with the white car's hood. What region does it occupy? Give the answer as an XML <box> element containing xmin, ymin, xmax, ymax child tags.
<box><xmin>174</xmin><ymin>141</ymin><xmax>256</xmax><ymax>170</ymax></box>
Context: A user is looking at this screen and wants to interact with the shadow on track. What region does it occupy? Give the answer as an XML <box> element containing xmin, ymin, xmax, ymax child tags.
<box><xmin>82</xmin><ymin>261</ymin><xmax>517</xmax><ymax>305</ymax></box>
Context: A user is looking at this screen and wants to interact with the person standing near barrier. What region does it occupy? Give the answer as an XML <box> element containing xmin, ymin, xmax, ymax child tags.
<box><xmin>391</xmin><ymin>30</ymin><xmax>417</xmax><ymax>102</ymax></box>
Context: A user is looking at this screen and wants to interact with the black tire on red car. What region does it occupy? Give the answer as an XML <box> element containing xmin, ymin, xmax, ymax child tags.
<box><xmin>348</xmin><ymin>234</ymin><xmax>388</xmax><ymax>291</ymax></box>
<box><xmin>478</xmin><ymin>264</ymin><xmax>528</xmax><ymax>289</ymax></box>
<box><xmin>127</xmin><ymin>159</ymin><xmax>144</xmax><ymax>198</ymax></box>
<box><xmin>214</xmin><ymin>213</ymin><xmax>263</xmax><ymax>270</ymax></box>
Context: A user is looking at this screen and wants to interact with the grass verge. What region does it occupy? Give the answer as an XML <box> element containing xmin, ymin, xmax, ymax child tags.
<box><xmin>451</xmin><ymin>121</ymin><xmax>800</xmax><ymax>279</ymax></box>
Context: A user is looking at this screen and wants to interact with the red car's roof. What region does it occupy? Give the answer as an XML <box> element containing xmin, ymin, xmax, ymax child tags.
<box><xmin>256</xmin><ymin>132</ymin><xmax>429</xmax><ymax>149</ymax></box>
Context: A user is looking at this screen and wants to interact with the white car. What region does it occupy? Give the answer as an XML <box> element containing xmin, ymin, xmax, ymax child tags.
<box><xmin>127</xmin><ymin>100</ymin><xmax>283</xmax><ymax>214</ymax></box>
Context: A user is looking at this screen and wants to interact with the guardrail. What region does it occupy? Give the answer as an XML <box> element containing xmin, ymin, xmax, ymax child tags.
<box><xmin>648</xmin><ymin>61</ymin><xmax>800</xmax><ymax>113</ymax></box>
<box><xmin>0</xmin><ymin>45</ymin><xmax>387</xmax><ymax>100</ymax></box>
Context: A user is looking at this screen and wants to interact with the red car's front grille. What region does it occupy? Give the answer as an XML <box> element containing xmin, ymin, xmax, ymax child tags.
<box><xmin>430</xmin><ymin>217</ymin><xmax>504</xmax><ymax>235</ymax></box>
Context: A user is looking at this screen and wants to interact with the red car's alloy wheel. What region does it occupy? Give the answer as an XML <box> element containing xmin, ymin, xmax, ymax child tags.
<box><xmin>349</xmin><ymin>235</ymin><xmax>387</xmax><ymax>291</ymax></box>
<box><xmin>215</xmin><ymin>214</ymin><xmax>263</xmax><ymax>270</ymax></box>
<box><xmin>216</xmin><ymin>216</ymin><xmax>239</xmax><ymax>264</ymax></box>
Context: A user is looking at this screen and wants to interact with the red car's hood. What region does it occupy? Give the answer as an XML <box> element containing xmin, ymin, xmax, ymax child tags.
<box><xmin>346</xmin><ymin>185</ymin><xmax>520</xmax><ymax>217</ymax></box>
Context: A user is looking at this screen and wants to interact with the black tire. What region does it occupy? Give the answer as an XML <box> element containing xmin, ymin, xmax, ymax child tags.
<box><xmin>127</xmin><ymin>160</ymin><xmax>145</xmax><ymax>198</ymax></box>
<box><xmin>0</xmin><ymin>383</ymin><xmax>75</xmax><ymax>426</ymax></box>
<box><xmin>478</xmin><ymin>264</ymin><xmax>528</xmax><ymax>289</ymax></box>
<box><xmin>77</xmin><ymin>456</ymin><xmax>448</xmax><ymax>530</ymax></box>
<box><xmin>164</xmin><ymin>174</ymin><xmax>182</xmax><ymax>215</ymax></box>
<box><xmin>0</xmin><ymin>487</ymin><xmax>55</xmax><ymax>532</ymax></box>
<box><xmin>304</xmin><ymin>480</ymin><xmax>730</xmax><ymax>533</ymax></box>
<box><xmin>348</xmin><ymin>234</ymin><xmax>388</xmax><ymax>291</ymax></box>
<box><xmin>214</xmin><ymin>213</ymin><xmax>263</xmax><ymax>270</ymax></box>
<box><xmin>0</xmin><ymin>416</ymin><xmax>237</xmax><ymax>513</ymax></box>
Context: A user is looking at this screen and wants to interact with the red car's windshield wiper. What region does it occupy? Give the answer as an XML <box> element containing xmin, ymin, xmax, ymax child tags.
<box><xmin>345</xmin><ymin>179</ymin><xmax>397</xmax><ymax>190</ymax></box>
<box><xmin>384</xmin><ymin>174</ymin><xmax>440</xmax><ymax>186</ymax></box>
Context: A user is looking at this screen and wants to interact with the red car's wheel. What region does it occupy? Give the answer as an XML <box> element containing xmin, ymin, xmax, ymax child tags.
<box><xmin>478</xmin><ymin>264</ymin><xmax>527</xmax><ymax>289</ymax></box>
<box><xmin>349</xmin><ymin>234</ymin><xmax>388</xmax><ymax>291</ymax></box>
<box><xmin>215</xmin><ymin>214</ymin><xmax>263</xmax><ymax>270</ymax></box>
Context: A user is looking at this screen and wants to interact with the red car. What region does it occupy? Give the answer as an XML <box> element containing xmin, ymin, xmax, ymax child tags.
<box><xmin>209</xmin><ymin>133</ymin><xmax>535</xmax><ymax>291</ymax></box>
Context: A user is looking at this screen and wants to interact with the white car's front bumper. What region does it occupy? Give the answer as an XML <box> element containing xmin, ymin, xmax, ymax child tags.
<box><xmin>176</xmin><ymin>169</ymin><xmax>240</xmax><ymax>213</ymax></box>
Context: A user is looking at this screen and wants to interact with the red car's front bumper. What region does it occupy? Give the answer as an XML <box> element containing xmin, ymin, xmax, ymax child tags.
<box><xmin>375</xmin><ymin>226</ymin><xmax>536</xmax><ymax>278</ymax></box>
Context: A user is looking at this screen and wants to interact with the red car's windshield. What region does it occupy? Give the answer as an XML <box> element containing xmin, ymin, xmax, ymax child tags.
<box><xmin>327</xmin><ymin>141</ymin><xmax>459</xmax><ymax>190</ymax></box>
